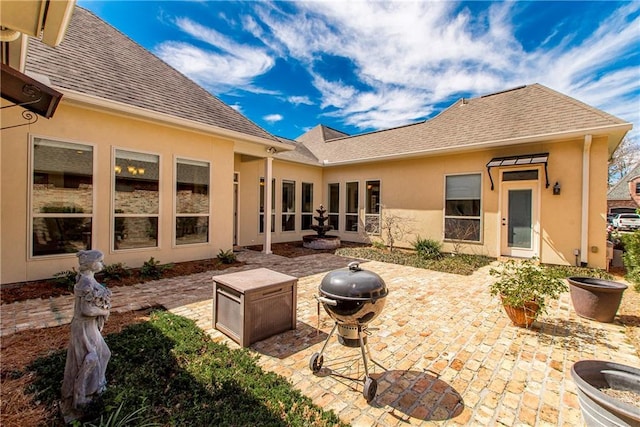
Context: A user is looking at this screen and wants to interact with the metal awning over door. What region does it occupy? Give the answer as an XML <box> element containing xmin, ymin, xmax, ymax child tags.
<box><xmin>486</xmin><ymin>153</ymin><xmax>549</xmax><ymax>190</ymax></box>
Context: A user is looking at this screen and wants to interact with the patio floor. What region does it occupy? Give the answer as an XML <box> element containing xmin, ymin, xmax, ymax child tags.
<box><xmin>2</xmin><ymin>250</ymin><xmax>638</xmax><ymax>426</ymax></box>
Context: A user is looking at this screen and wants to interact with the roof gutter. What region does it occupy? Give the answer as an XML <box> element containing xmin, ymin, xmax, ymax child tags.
<box><xmin>321</xmin><ymin>123</ymin><xmax>632</xmax><ymax>166</ymax></box>
<box><xmin>59</xmin><ymin>88</ymin><xmax>293</xmax><ymax>151</ymax></box>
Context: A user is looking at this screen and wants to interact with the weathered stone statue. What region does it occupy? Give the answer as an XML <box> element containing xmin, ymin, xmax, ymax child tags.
<box><xmin>61</xmin><ymin>250</ymin><xmax>112</xmax><ymax>422</ymax></box>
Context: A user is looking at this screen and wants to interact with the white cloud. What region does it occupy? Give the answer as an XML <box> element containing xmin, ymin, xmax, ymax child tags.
<box><xmin>249</xmin><ymin>1</ymin><xmax>639</xmax><ymax>134</ymax></box>
<box><xmin>287</xmin><ymin>95</ymin><xmax>314</xmax><ymax>106</ymax></box>
<box><xmin>263</xmin><ymin>113</ymin><xmax>283</xmax><ymax>123</ymax></box>
<box><xmin>155</xmin><ymin>17</ymin><xmax>274</xmax><ymax>93</ymax></box>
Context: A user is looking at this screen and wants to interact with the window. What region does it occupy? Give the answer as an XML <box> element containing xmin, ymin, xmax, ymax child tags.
<box><xmin>31</xmin><ymin>137</ymin><xmax>93</xmax><ymax>256</ymax></box>
<box><xmin>259</xmin><ymin>178</ymin><xmax>275</xmax><ymax>233</ymax></box>
<box><xmin>444</xmin><ymin>174</ymin><xmax>481</xmax><ymax>242</ymax></box>
<box><xmin>114</xmin><ymin>149</ymin><xmax>159</xmax><ymax>249</ymax></box>
<box><xmin>636</xmin><ymin>182</ymin><xmax>640</xmax><ymax>195</ymax></box>
<box><xmin>301</xmin><ymin>182</ymin><xmax>314</xmax><ymax>230</ymax></box>
<box><xmin>345</xmin><ymin>181</ymin><xmax>359</xmax><ymax>232</ymax></box>
<box><xmin>175</xmin><ymin>158</ymin><xmax>210</xmax><ymax>245</ymax></box>
<box><xmin>328</xmin><ymin>183</ymin><xmax>340</xmax><ymax>231</ymax></box>
<box><xmin>282</xmin><ymin>180</ymin><xmax>296</xmax><ymax>231</ymax></box>
<box><xmin>365</xmin><ymin>180</ymin><xmax>381</xmax><ymax>234</ymax></box>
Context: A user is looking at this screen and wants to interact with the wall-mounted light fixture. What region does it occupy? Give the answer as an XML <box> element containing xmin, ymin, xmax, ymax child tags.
<box><xmin>266</xmin><ymin>146</ymin><xmax>277</xmax><ymax>154</ymax></box>
<box><xmin>553</xmin><ymin>181</ymin><xmax>561</xmax><ymax>195</ymax></box>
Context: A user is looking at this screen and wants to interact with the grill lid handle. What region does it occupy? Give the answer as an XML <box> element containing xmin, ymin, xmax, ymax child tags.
<box><xmin>316</xmin><ymin>296</ymin><xmax>338</xmax><ymax>306</ymax></box>
<box><xmin>348</xmin><ymin>261</ymin><xmax>361</xmax><ymax>271</ymax></box>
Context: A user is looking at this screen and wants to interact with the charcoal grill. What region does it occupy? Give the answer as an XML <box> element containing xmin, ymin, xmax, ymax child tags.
<box><xmin>309</xmin><ymin>261</ymin><xmax>388</xmax><ymax>402</ymax></box>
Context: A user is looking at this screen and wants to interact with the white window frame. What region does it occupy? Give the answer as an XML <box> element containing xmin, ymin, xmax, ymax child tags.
<box><xmin>443</xmin><ymin>172</ymin><xmax>483</xmax><ymax>243</ymax></box>
<box><xmin>301</xmin><ymin>182</ymin><xmax>314</xmax><ymax>231</ymax></box>
<box><xmin>173</xmin><ymin>156</ymin><xmax>211</xmax><ymax>247</ymax></box>
<box><xmin>281</xmin><ymin>179</ymin><xmax>296</xmax><ymax>232</ymax></box>
<box><xmin>112</xmin><ymin>147</ymin><xmax>162</xmax><ymax>252</ymax></box>
<box><xmin>345</xmin><ymin>181</ymin><xmax>359</xmax><ymax>233</ymax></box>
<box><xmin>365</xmin><ymin>179</ymin><xmax>381</xmax><ymax>235</ymax></box>
<box><xmin>29</xmin><ymin>135</ymin><xmax>96</xmax><ymax>259</ymax></box>
<box><xmin>327</xmin><ymin>182</ymin><xmax>340</xmax><ymax>232</ymax></box>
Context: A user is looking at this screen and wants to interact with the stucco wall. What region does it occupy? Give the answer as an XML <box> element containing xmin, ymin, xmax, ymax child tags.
<box><xmin>1</xmin><ymin>101</ymin><xmax>235</xmax><ymax>284</ymax></box>
<box><xmin>236</xmin><ymin>157</ymin><xmax>324</xmax><ymax>247</ymax></box>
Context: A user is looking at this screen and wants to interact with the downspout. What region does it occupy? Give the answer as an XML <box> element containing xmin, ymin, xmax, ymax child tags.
<box><xmin>263</xmin><ymin>156</ymin><xmax>273</xmax><ymax>255</ymax></box>
<box><xmin>580</xmin><ymin>134</ymin><xmax>592</xmax><ymax>266</ymax></box>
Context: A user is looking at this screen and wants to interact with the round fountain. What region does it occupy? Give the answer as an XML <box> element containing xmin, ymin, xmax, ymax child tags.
<box><xmin>303</xmin><ymin>205</ymin><xmax>341</xmax><ymax>250</ymax></box>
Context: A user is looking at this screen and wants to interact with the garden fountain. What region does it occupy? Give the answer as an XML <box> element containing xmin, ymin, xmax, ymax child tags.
<box><xmin>303</xmin><ymin>205</ymin><xmax>341</xmax><ymax>250</ymax></box>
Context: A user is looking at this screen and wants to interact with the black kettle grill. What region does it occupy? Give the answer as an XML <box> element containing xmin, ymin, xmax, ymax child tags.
<box><xmin>309</xmin><ymin>261</ymin><xmax>388</xmax><ymax>402</ymax></box>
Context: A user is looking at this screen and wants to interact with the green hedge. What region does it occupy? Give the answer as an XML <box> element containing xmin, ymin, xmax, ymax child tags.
<box><xmin>621</xmin><ymin>231</ymin><xmax>640</xmax><ymax>291</ymax></box>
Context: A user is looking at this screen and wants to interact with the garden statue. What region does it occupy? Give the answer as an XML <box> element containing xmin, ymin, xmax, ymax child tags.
<box><xmin>61</xmin><ymin>250</ymin><xmax>112</xmax><ymax>422</ymax></box>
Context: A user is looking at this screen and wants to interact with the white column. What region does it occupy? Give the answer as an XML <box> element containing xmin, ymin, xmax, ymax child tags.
<box><xmin>581</xmin><ymin>134</ymin><xmax>592</xmax><ymax>266</ymax></box>
<box><xmin>264</xmin><ymin>156</ymin><xmax>273</xmax><ymax>254</ymax></box>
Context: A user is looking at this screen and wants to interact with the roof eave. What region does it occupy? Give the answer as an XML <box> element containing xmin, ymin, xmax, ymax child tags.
<box><xmin>60</xmin><ymin>88</ymin><xmax>293</xmax><ymax>152</ymax></box>
<box><xmin>321</xmin><ymin>123</ymin><xmax>633</xmax><ymax>167</ymax></box>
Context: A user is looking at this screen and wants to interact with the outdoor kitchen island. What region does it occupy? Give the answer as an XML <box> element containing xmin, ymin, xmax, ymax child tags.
<box><xmin>213</xmin><ymin>268</ymin><xmax>298</xmax><ymax>347</ymax></box>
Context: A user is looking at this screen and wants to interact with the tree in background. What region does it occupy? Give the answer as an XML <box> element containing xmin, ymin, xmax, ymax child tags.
<box><xmin>609</xmin><ymin>136</ymin><xmax>640</xmax><ymax>186</ymax></box>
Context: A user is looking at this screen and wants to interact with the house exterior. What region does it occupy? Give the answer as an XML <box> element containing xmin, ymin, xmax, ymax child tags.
<box><xmin>607</xmin><ymin>163</ymin><xmax>640</xmax><ymax>214</ymax></box>
<box><xmin>1</xmin><ymin>6</ymin><xmax>632</xmax><ymax>284</ymax></box>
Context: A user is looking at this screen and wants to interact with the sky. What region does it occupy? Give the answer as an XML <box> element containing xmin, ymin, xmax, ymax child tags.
<box><xmin>77</xmin><ymin>0</ymin><xmax>640</xmax><ymax>144</ymax></box>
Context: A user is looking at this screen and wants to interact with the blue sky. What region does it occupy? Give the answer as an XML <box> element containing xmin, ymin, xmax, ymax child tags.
<box><xmin>78</xmin><ymin>1</ymin><xmax>639</xmax><ymax>143</ymax></box>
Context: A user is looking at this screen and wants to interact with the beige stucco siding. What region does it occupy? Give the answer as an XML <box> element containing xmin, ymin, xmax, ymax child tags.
<box><xmin>317</xmin><ymin>138</ymin><xmax>608</xmax><ymax>268</ymax></box>
<box><xmin>236</xmin><ymin>157</ymin><xmax>323</xmax><ymax>247</ymax></box>
<box><xmin>1</xmin><ymin>102</ymin><xmax>235</xmax><ymax>283</ymax></box>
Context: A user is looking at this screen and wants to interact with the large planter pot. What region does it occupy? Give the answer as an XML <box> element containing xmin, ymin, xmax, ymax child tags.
<box><xmin>500</xmin><ymin>296</ymin><xmax>539</xmax><ymax>328</ymax></box>
<box><xmin>571</xmin><ymin>360</ymin><xmax>640</xmax><ymax>427</ymax></box>
<box><xmin>567</xmin><ymin>277</ymin><xmax>628</xmax><ymax>323</ymax></box>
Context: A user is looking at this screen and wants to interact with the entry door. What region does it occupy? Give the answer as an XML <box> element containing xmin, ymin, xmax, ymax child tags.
<box><xmin>501</xmin><ymin>182</ymin><xmax>538</xmax><ymax>258</ymax></box>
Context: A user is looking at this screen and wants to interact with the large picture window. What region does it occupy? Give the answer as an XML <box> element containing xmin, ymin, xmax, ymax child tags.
<box><xmin>444</xmin><ymin>174</ymin><xmax>481</xmax><ymax>242</ymax></box>
<box><xmin>259</xmin><ymin>178</ymin><xmax>275</xmax><ymax>233</ymax></box>
<box><xmin>31</xmin><ymin>138</ymin><xmax>93</xmax><ymax>256</ymax></box>
<box><xmin>345</xmin><ymin>181</ymin><xmax>359</xmax><ymax>232</ymax></box>
<box><xmin>301</xmin><ymin>182</ymin><xmax>313</xmax><ymax>230</ymax></box>
<box><xmin>328</xmin><ymin>183</ymin><xmax>340</xmax><ymax>231</ymax></box>
<box><xmin>175</xmin><ymin>158</ymin><xmax>210</xmax><ymax>245</ymax></box>
<box><xmin>114</xmin><ymin>149</ymin><xmax>159</xmax><ymax>249</ymax></box>
<box><xmin>365</xmin><ymin>180</ymin><xmax>380</xmax><ymax>234</ymax></box>
<box><xmin>282</xmin><ymin>180</ymin><xmax>296</xmax><ymax>231</ymax></box>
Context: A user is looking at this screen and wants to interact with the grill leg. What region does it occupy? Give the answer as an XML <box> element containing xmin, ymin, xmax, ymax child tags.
<box><xmin>358</xmin><ymin>325</ymin><xmax>370</xmax><ymax>377</ymax></box>
<box><xmin>318</xmin><ymin>322</ymin><xmax>338</xmax><ymax>358</ymax></box>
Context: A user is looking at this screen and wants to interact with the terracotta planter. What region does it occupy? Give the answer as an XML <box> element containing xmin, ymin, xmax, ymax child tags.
<box><xmin>500</xmin><ymin>296</ymin><xmax>539</xmax><ymax>328</ymax></box>
<box><xmin>571</xmin><ymin>360</ymin><xmax>640</xmax><ymax>426</ymax></box>
<box><xmin>567</xmin><ymin>277</ymin><xmax>628</xmax><ymax>323</ymax></box>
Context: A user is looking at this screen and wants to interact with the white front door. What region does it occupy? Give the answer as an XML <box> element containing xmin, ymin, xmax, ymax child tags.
<box><xmin>500</xmin><ymin>181</ymin><xmax>539</xmax><ymax>258</ymax></box>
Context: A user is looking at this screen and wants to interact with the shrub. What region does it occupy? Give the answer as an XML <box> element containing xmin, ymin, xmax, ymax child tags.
<box><xmin>489</xmin><ymin>258</ymin><xmax>568</xmax><ymax>316</ymax></box>
<box><xmin>621</xmin><ymin>231</ymin><xmax>640</xmax><ymax>290</ymax></box>
<box><xmin>140</xmin><ymin>257</ymin><xmax>170</xmax><ymax>280</ymax></box>
<box><xmin>52</xmin><ymin>269</ymin><xmax>77</xmax><ymax>290</ymax></box>
<box><xmin>413</xmin><ymin>237</ymin><xmax>442</xmax><ymax>259</ymax></box>
<box><xmin>217</xmin><ymin>249</ymin><xmax>237</xmax><ymax>264</ymax></box>
<box><xmin>371</xmin><ymin>240</ymin><xmax>387</xmax><ymax>250</ymax></box>
<box><xmin>100</xmin><ymin>262</ymin><xmax>131</xmax><ymax>283</ymax></box>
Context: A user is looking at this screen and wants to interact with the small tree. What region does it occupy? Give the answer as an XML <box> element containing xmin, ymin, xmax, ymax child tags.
<box><xmin>609</xmin><ymin>137</ymin><xmax>640</xmax><ymax>186</ymax></box>
<box><xmin>376</xmin><ymin>205</ymin><xmax>414</xmax><ymax>252</ymax></box>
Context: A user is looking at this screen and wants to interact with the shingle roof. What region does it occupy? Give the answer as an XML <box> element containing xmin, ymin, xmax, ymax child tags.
<box><xmin>608</xmin><ymin>162</ymin><xmax>640</xmax><ymax>200</ymax></box>
<box><xmin>274</xmin><ymin>137</ymin><xmax>321</xmax><ymax>166</ymax></box>
<box><xmin>301</xmin><ymin>84</ymin><xmax>630</xmax><ymax>164</ymax></box>
<box><xmin>24</xmin><ymin>6</ymin><xmax>277</xmax><ymax>142</ymax></box>
<box><xmin>296</xmin><ymin>124</ymin><xmax>350</xmax><ymax>144</ymax></box>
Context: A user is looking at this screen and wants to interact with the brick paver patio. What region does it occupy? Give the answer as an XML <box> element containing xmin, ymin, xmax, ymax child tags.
<box><xmin>2</xmin><ymin>249</ymin><xmax>638</xmax><ymax>426</ymax></box>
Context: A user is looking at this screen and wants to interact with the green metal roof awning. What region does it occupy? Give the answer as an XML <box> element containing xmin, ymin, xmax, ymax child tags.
<box><xmin>486</xmin><ymin>153</ymin><xmax>549</xmax><ymax>190</ymax></box>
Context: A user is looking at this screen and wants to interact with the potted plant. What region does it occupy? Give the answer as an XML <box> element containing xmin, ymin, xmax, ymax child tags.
<box><xmin>489</xmin><ymin>258</ymin><xmax>568</xmax><ymax>327</ymax></box>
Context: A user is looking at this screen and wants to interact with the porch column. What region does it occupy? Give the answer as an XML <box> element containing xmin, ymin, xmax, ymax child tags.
<box><xmin>264</xmin><ymin>156</ymin><xmax>273</xmax><ymax>255</ymax></box>
<box><xmin>581</xmin><ymin>134</ymin><xmax>592</xmax><ymax>266</ymax></box>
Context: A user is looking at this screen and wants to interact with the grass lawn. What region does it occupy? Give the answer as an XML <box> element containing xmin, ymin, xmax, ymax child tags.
<box><xmin>26</xmin><ymin>311</ymin><xmax>347</xmax><ymax>426</ymax></box>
